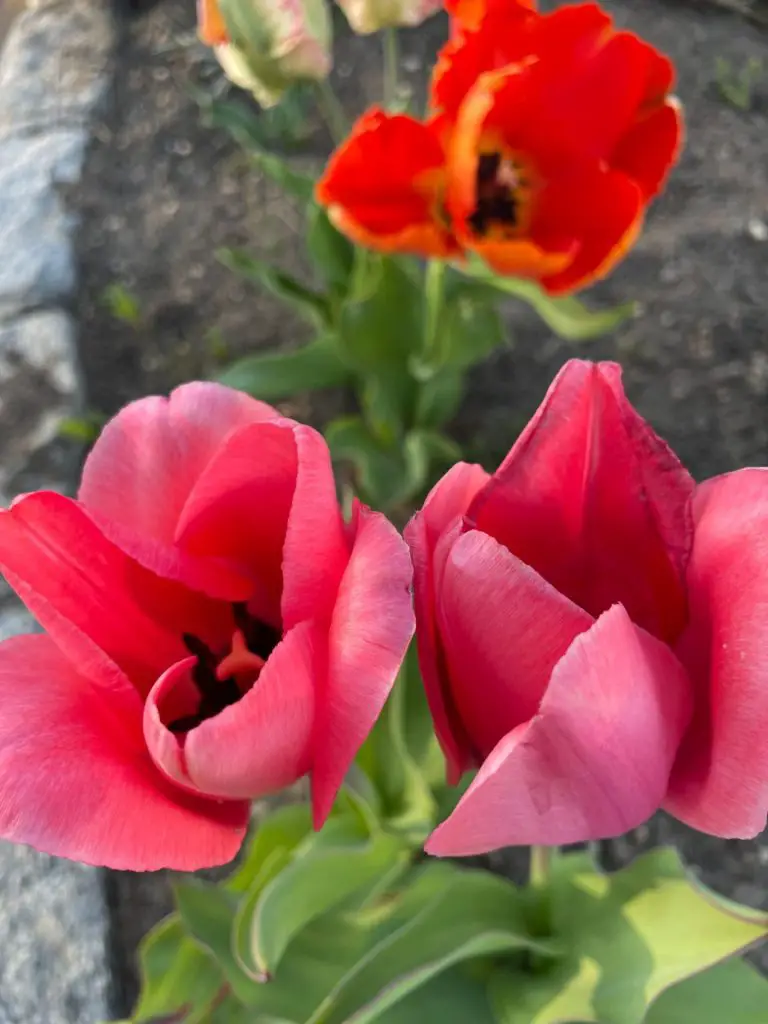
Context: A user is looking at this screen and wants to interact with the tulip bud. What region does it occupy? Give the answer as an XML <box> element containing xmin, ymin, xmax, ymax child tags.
<box><xmin>336</xmin><ymin>0</ymin><xmax>442</xmax><ymax>34</ymax></box>
<box><xmin>198</xmin><ymin>0</ymin><xmax>332</xmax><ymax>107</ymax></box>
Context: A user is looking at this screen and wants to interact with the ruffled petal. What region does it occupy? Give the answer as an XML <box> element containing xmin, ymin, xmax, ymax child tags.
<box><xmin>405</xmin><ymin>463</ymin><xmax>491</xmax><ymax>782</ymax></box>
<box><xmin>0</xmin><ymin>634</ymin><xmax>248</xmax><ymax>869</ymax></box>
<box><xmin>79</xmin><ymin>383</ymin><xmax>276</xmax><ymax>600</ymax></box>
<box><xmin>311</xmin><ymin>503</ymin><xmax>415</xmax><ymax>827</ymax></box>
<box><xmin>426</xmin><ymin>604</ymin><xmax>692</xmax><ymax>855</ymax></box>
<box><xmin>438</xmin><ymin>529</ymin><xmax>592</xmax><ymax>759</ymax></box>
<box><xmin>666</xmin><ymin>469</ymin><xmax>768</xmax><ymax>838</ymax></box>
<box><xmin>468</xmin><ymin>360</ymin><xmax>695</xmax><ymax>643</ymax></box>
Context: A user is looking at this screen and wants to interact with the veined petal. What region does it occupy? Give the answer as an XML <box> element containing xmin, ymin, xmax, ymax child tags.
<box><xmin>317</xmin><ymin>108</ymin><xmax>459</xmax><ymax>259</ymax></box>
<box><xmin>0</xmin><ymin>634</ymin><xmax>248</xmax><ymax>869</ymax></box>
<box><xmin>79</xmin><ymin>383</ymin><xmax>277</xmax><ymax>600</ymax></box>
<box><xmin>426</xmin><ymin>604</ymin><xmax>692</xmax><ymax>856</ymax></box>
<box><xmin>666</xmin><ymin>470</ymin><xmax>768</xmax><ymax>838</ymax></box>
<box><xmin>311</xmin><ymin>503</ymin><xmax>415</xmax><ymax>827</ymax></box>
<box><xmin>405</xmin><ymin>463</ymin><xmax>491</xmax><ymax>782</ymax></box>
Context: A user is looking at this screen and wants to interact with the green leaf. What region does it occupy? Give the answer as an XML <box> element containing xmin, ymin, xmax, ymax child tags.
<box><xmin>313</xmin><ymin>866</ymin><xmax>556</xmax><ymax>1024</ymax></box>
<box><xmin>465</xmin><ymin>258</ymin><xmax>636</xmax><ymax>341</ymax></box>
<box><xmin>131</xmin><ymin>915</ymin><xmax>225</xmax><ymax>1023</ymax></box>
<box><xmin>374</xmin><ymin>972</ymin><xmax>497</xmax><ymax>1024</ymax></box>
<box><xmin>493</xmin><ymin>847</ymin><xmax>768</xmax><ymax>1024</ymax></box>
<box><xmin>307</xmin><ymin>204</ymin><xmax>355</xmax><ymax>293</ymax></box>
<box><xmin>645</xmin><ymin>956</ymin><xmax>768</xmax><ymax>1023</ymax></box>
<box><xmin>174</xmin><ymin>881</ymin><xmax>258</xmax><ymax>1005</ymax></box>
<box><xmin>217</xmin><ymin>248</ymin><xmax>331</xmax><ymax>327</ymax></box>
<box><xmin>101</xmin><ymin>282</ymin><xmax>143</xmax><ymax>326</ymax></box>
<box><xmin>247</xmin><ymin>828</ymin><xmax>408</xmax><ymax>977</ymax></box>
<box><xmin>414</xmin><ymin>369</ymin><xmax>464</xmax><ymax>430</ymax></box>
<box><xmin>325</xmin><ymin>416</ymin><xmax>406</xmax><ymax>508</ymax></box>
<box><xmin>217</xmin><ymin>336</ymin><xmax>350</xmax><ymax>398</ymax></box>
<box><xmin>228</xmin><ymin>803</ymin><xmax>313</xmax><ymax>894</ymax></box>
<box><xmin>441</xmin><ymin>282</ymin><xmax>507</xmax><ymax>370</ymax></box>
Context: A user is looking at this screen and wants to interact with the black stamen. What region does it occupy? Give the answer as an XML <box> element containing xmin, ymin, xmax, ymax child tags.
<box><xmin>469</xmin><ymin>152</ymin><xmax>519</xmax><ymax>236</ymax></box>
<box><xmin>233</xmin><ymin>602</ymin><xmax>282</xmax><ymax>660</ymax></box>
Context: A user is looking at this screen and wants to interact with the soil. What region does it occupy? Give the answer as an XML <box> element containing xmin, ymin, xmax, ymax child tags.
<box><xmin>70</xmin><ymin>0</ymin><xmax>768</xmax><ymax>1016</ymax></box>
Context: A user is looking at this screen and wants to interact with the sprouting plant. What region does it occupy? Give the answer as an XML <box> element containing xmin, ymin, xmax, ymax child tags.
<box><xmin>715</xmin><ymin>55</ymin><xmax>764</xmax><ymax>111</ymax></box>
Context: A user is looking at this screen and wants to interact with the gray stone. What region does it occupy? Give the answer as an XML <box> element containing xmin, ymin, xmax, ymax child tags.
<box><xmin>0</xmin><ymin>131</ymin><xmax>87</xmax><ymax>316</ymax></box>
<box><xmin>0</xmin><ymin>310</ymin><xmax>81</xmax><ymax>504</ymax></box>
<box><xmin>0</xmin><ymin>0</ymin><xmax>113</xmax><ymax>138</ymax></box>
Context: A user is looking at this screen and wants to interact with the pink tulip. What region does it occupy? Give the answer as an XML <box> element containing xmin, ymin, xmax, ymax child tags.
<box><xmin>0</xmin><ymin>383</ymin><xmax>414</xmax><ymax>870</ymax></box>
<box><xmin>406</xmin><ymin>359</ymin><xmax>768</xmax><ymax>856</ymax></box>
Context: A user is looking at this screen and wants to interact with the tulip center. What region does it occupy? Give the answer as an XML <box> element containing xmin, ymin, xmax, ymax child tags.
<box><xmin>469</xmin><ymin>152</ymin><xmax>527</xmax><ymax>236</ymax></box>
<box><xmin>167</xmin><ymin>602</ymin><xmax>281</xmax><ymax>734</ymax></box>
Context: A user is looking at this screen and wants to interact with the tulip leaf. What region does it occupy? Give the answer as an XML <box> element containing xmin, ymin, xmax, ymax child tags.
<box><xmin>130</xmin><ymin>914</ymin><xmax>226</xmax><ymax>1023</ymax></box>
<box><xmin>217</xmin><ymin>248</ymin><xmax>332</xmax><ymax>327</ymax></box>
<box><xmin>414</xmin><ymin>368</ymin><xmax>464</xmax><ymax>430</ymax></box>
<box><xmin>492</xmin><ymin>847</ymin><xmax>768</xmax><ymax>1024</ymax></box>
<box><xmin>464</xmin><ymin>258</ymin><xmax>636</xmax><ymax>340</ymax></box>
<box><xmin>645</xmin><ymin>955</ymin><xmax>768</xmax><ymax>1023</ymax></box>
<box><xmin>440</xmin><ymin>281</ymin><xmax>507</xmax><ymax>370</ymax></box>
<box><xmin>307</xmin><ymin>204</ymin><xmax>355</xmax><ymax>293</ymax></box>
<box><xmin>325</xmin><ymin>416</ymin><xmax>407</xmax><ymax>508</ymax></box>
<box><xmin>246</xmin><ymin>827</ymin><xmax>409</xmax><ymax>978</ymax></box>
<box><xmin>366</xmin><ymin>972</ymin><xmax>497</xmax><ymax>1024</ymax></box>
<box><xmin>216</xmin><ymin>335</ymin><xmax>350</xmax><ymax>397</ymax></box>
<box><xmin>311</xmin><ymin>865</ymin><xmax>557</xmax><ymax>1024</ymax></box>
<box><xmin>227</xmin><ymin>803</ymin><xmax>313</xmax><ymax>894</ymax></box>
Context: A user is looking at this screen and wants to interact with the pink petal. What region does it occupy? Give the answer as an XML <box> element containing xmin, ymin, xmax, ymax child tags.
<box><xmin>0</xmin><ymin>492</ymin><xmax>226</xmax><ymax>696</ymax></box>
<box><xmin>425</xmin><ymin>604</ymin><xmax>692</xmax><ymax>856</ymax></box>
<box><xmin>666</xmin><ymin>469</ymin><xmax>768</xmax><ymax>838</ymax></box>
<box><xmin>0</xmin><ymin>634</ymin><xmax>248</xmax><ymax>870</ymax></box>
<box><xmin>311</xmin><ymin>503</ymin><xmax>415</xmax><ymax>827</ymax></box>
<box><xmin>280</xmin><ymin>424</ymin><xmax>349</xmax><ymax>632</ymax></box>
<box><xmin>146</xmin><ymin>623</ymin><xmax>318</xmax><ymax>800</ymax></box>
<box><xmin>175</xmin><ymin>419</ymin><xmax>301</xmax><ymax>624</ymax></box>
<box><xmin>468</xmin><ymin>360</ymin><xmax>695</xmax><ymax>643</ymax></box>
<box><xmin>404</xmin><ymin>463</ymin><xmax>491</xmax><ymax>783</ymax></box>
<box><xmin>439</xmin><ymin>529</ymin><xmax>592</xmax><ymax>760</ymax></box>
<box><xmin>79</xmin><ymin>383</ymin><xmax>277</xmax><ymax>600</ymax></box>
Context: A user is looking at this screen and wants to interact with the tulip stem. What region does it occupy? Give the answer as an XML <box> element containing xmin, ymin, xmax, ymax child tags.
<box><xmin>422</xmin><ymin>258</ymin><xmax>446</xmax><ymax>369</ymax></box>
<box><xmin>315</xmin><ymin>79</ymin><xmax>348</xmax><ymax>144</ymax></box>
<box><xmin>383</xmin><ymin>28</ymin><xmax>399</xmax><ymax>108</ymax></box>
<box><xmin>529</xmin><ymin>844</ymin><xmax>552</xmax><ymax>890</ymax></box>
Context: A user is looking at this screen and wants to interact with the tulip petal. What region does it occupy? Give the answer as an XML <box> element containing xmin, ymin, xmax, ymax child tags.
<box><xmin>0</xmin><ymin>492</ymin><xmax>229</xmax><ymax>696</ymax></box>
<box><xmin>145</xmin><ymin>623</ymin><xmax>318</xmax><ymax>801</ymax></box>
<box><xmin>316</xmin><ymin>108</ymin><xmax>459</xmax><ymax>259</ymax></box>
<box><xmin>0</xmin><ymin>634</ymin><xmax>248</xmax><ymax>869</ymax></box>
<box><xmin>611</xmin><ymin>99</ymin><xmax>683</xmax><ymax>200</ymax></box>
<box><xmin>468</xmin><ymin>360</ymin><xmax>695</xmax><ymax>643</ymax></box>
<box><xmin>439</xmin><ymin>529</ymin><xmax>592</xmax><ymax>760</ymax></box>
<box><xmin>175</xmin><ymin>418</ymin><xmax>301</xmax><ymax>624</ymax></box>
<box><xmin>405</xmin><ymin>463</ymin><xmax>491</xmax><ymax>782</ymax></box>
<box><xmin>312</xmin><ymin>503</ymin><xmax>415</xmax><ymax>827</ymax></box>
<box><xmin>666</xmin><ymin>469</ymin><xmax>768</xmax><ymax>838</ymax></box>
<box><xmin>280</xmin><ymin>423</ymin><xmax>349</xmax><ymax>631</ymax></box>
<box><xmin>79</xmin><ymin>382</ymin><xmax>277</xmax><ymax>600</ymax></box>
<box><xmin>425</xmin><ymin>604</ymin><xmax>692</xmax><ymax>855</ymax></box>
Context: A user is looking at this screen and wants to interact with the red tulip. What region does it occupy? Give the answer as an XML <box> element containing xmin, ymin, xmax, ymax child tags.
<box><xmin>406</xmin><ymin>360</ymin><xmax>768</xmax><ymax>856</ymax></box>
<box><xmin>0</xmin><ymin>384</ymin><xmax>414</xmax><ymax>870</ymax></box>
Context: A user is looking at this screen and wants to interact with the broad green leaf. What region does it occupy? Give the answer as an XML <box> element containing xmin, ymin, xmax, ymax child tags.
<box><xmin>645</xmin><ymin>956</ymin><xmax>768</xmax><ymax>1023</ymax></box>
<box><xmin>402</xmin><ymin>431</ymin><xmax>462</xmax><ymax>501</ymax></box>
<box><xmin>492</xmin><ymin>847</ymin><xmax>768</xmax><ymax>1024</ymax></box>
<box><xmin>217</xmin><ymin>248</ymin><xmax>331</xmax><ymax>327</ymax></box>
<box><xmin>325</xmin><ymin>416</ymin><xmax>407</xmax><ymax>508</ymax></box>
<box><xmin>414</xmin><ymin>369</ymin><xmax>464</xmax><ymax>430</ymax></box>
<box><xmin>465</xmin><ymin>258</ymin><xmax>636</xmax><ymax>340</ymax></box>
<box><xmin>248</xmin><ymin>829</ymin><xmax>408</xmax><ymax>977</ymax></box>
<box><xmin>374</xmin><ymin>972</ymin><xmax>497</xmax><ymax>1024</ymax></box>
<box><xmin>440</xmin><ymin>282</ymin><xmax>507</xmax><ymax>370</ymax></box>
<box><xmin>307</xmin><ymin>204</ymin><xmax>355</xmax><ymax>292</ymax></box>
<box><xmin>313</xmin><ymin>867</ymin><xmax>557</xmax><ymax>1024</ymax></box>
<box><xmin>217</xmin><ymin>336</ymin><xmax>350</xmax><ymax>397</ymax></box>
<box><xmin>174</xmin><ymin>881</ymin><xmax>258</xmax><ymax>1005</ymax></box>
<box><xmin>227</xmin><ymin>803</ymin><xmax>313</xmax><ymax>894</ymax></box>
<box><xmin>490</xmin><ymin>957</ymin><xmax>601</xmax><ymax>1024</ymax></box>
<box><xmin>233</xmin><ymin>848</ymin><xmax>294</xmax><ymax>980</ymax></box>
<box><xmin>131</xmin><ymin>915</ymin><xmax>225</xmax><ymax>1023</ymax></box>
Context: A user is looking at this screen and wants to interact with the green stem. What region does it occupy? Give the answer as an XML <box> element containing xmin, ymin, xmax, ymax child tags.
<box><xmin>529</xmin><ymin>845</ymin><xmax>552</xmax><ymax>890</ymax></box>
<box><xmin>528</xmin><ymin>845</ymin><xmax>553</xmax><ymax>939</ymax></box>
<box><xmin>383</xmin><ymin>27</ymin><xmax>399</xmax><ymax>108</ymax></box>
<box><xmin>422</xmin><ymin>258</ymin><xmax>447</xmax><ymax>369</ymax></box>
<box><xmin>315</xmin><ymin>78</ymin><xmax>348</xmax><ymax>144</ymax></box>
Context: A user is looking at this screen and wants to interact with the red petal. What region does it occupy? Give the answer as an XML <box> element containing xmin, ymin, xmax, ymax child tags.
<box><xmin>666</xmin><ymin>470</ymin><xmax>768</xmax><ymax>838</ymax></box>
<box><xmin>405</xmin><ymin>463</ymin><xmax>490</xmax><ymax>782</ymax></box>
<box><xmin>146</xmin><ymin>624</ymin><xmax>318</xmax><ymax>801</ymax></box>
<box><xmin>0</xmin><ymin>493</ymin><xmax>228</xmax><ymax>696</ymax></box>
<box><xmin>79</xmin><ymin>383</ymin><xmax>277</xmax><ymax>601</ymax></box>
<box><xmin>426</xmin><ymin>604</ymin><xmax>692</xmax><ymax>855</ymax></box>
<box><xmin>311</xmin><ymin>503</ymin><xmax>415</xmax><ymax>827</ymax></box>
<box><xmin>438</xmin><ymin>529</ymin><xmax>592</xmax><ymax>759</ymax></box>
<box><xmin>611</xmin><ymin>99</ymin><xmax>683</xmax><ymax>200</ymax></box>
<box><xmin>0</xmin><ymin>634</ymin><xmax>247</xmax><ymax>869</ymax></box>
<box><xmin>468</xmin><ymin>361</ymin><xmax>695</xmax><ymax>643</ymax></box>
<box><xmin>317</xmin><ymin>108</ymin><xmax>458</xmax><ymax>259</ymax></box>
